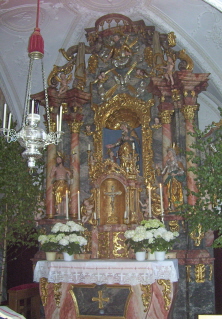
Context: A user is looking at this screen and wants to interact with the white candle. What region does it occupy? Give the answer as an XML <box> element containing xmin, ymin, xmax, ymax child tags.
<box><xmin>3</xmin><ymin>103</ymin><xmax>7</xmax><ymax>128</ymax></box>
<box><xmin>132</xmin><ymin>142</ymin><xmax>135</xmax><ymax>150</ymax></box>
<box><xmin>66</xmin><ymin>190</ymin><xmax>69</xmax><ymax>219</ymax></box>
<box><xmin>77</xmin><ymin>191</ymin><xmax>81</xmax><ymax>220</ymax></box>
<box><xmin>7</xmin><ymin>113</ymin><xmax>12</xmax><ymax>131</ymax></box>
<box><xmin>56</xmin><ymin>114</ymin><xmax>59</xmax><ymax>132</ymax></box>
<box><xmin>124</xmin><ymin>211</ymin><xmax>127</xmax><ymax>219</ymax></box>
<box><xmin>94</xmin><ymin>212</ymin><xmax>96</xmax><ymax>220</ymax></box>
<box><xmin>160</xmin><ymin>183</ymin><xmax>164</xmax><ymax>214</ymax></box>
<box><xmin>31</xmin><ymin>100</ymin><xmax>34</xmax><ymax>114</ymax></box>
<box><xmin>88</xmin><ymin>144</ymin><xmax>91</xmax><ymax>151</ymax></box>
<box><xmin>148</xmin><ymin>183</ymin><xmax>152</xmax><ymax>217</ymax></box>
<box><xmin>59</xmin><ymin>105</ymin><xmax>63</xmax><ymax>131</ymax></box>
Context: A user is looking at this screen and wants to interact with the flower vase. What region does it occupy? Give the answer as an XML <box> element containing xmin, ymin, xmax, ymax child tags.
<box><xmin>135</xmin><ymin>251</ymin><xmax>146</xmax><ymax>261</ymax></box>
<box><xmin>154</xmin><ymin>251</ymin><xmax>166</xmax><ymax>261</ymax></box>
<box><xmin>45</xmin><ymin>252</ymin><xmax>57</xmax><ymax>261</ymax></box>
<box><xmin>147</xmin><ymin>251</ymin><xmax>156</xmax><ymax>260</ymax></box>
<box><xmin>63</xmin><ymin>252</ymin><xmax>74</xmax><ymax>261</ymax></box>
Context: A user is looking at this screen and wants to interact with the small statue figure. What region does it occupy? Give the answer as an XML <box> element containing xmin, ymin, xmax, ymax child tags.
<box><xmin>57</xmin><ymin>73</ymin><xmax>72</xmax><ymax>96</ymax></box>
<box><xmin>161</xmin><ymin>148</ymin><xmax>185</xmax><ymax>211</ymax></box>
<box><xmin>50</xmin><ymin>152</ymin><xmax>72</xmax><ymax>216</ymax></box>
<box><xmin>162</xmin><ymin>56</ymin><xmax>175</xmax><ymax>86</ymax></box>
<box><xmin>139</xmin><ymin>198</ymin><xmax>150</xmax><ymax>219</ymax></box>
<box><xmin>84</xmin><ymin>125</ymin><xmax>93</xmax><ymax>136</ymax></box>
<box><xmin>151</xmin><ymin>117</ymin><xmax>162</xmax><ymax>129</ymax></box>
<box><xmin>81</xmin><ymin>198</ymin><xmax>94</xmax><ymax>224</ymax></box>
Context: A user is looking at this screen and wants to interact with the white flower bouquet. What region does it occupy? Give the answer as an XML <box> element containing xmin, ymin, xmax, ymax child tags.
<box><xmin>38</xmin><ymin>221</ymin><xmax>87</xmax><ymax>255</ymax></box>
<box><xmin>124</xmin><ymin>225</ymin><xmax>155</xmax><ymax>253</ymax></box>
<box><xmin>150</xmin><ymin>227</ymin><xmax>179</xmax><ymax>253</ymax></box>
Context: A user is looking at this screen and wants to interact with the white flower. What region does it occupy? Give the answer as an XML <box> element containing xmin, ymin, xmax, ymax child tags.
<box><xmin>144</xmin><ymin>231</ymin><xmax>154</xmax><ymax>239</ymax></box>
<box><xmin>162</xmin><ymin>231</ymin><xmax>174</xmax><ymax>242</ymax></box>
<box><xmin>77</xmin><ymin>236</ymin><xmax>87</xmax><ymax>246</ymax></box>
<box><xmin>59</xmin><ymin>224</ymin><xmax>70</xmax><ymax>232</ymax></box>
<box><xmin>59</xmin><ymin>237</ymin><xmax>69</xmax><ymax>246</ymax></box>
<box><xmin>38</xmin><ymin>235</ymin><xmax>48</xmax><ymax>244</ymax></box>
<box><xmin>51</xmin><ymin>222</ymin><xmax>63</xmax><ymax>233</ymax></box>
<box><xmin>124</xmin><ymin>230</ymin><xmax>135</xmax><ymax>239</ymax></box>
<box><xmin>69</xmin><ymin>234</ymin><xmax>78</xmax><ymax>242</ymax></box>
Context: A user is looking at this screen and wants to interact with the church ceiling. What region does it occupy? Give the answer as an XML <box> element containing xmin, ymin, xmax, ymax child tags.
<box><xmin>0</xmin><ymin>0</ymin><xmax>221</xmax><ymax>129</ymax></box>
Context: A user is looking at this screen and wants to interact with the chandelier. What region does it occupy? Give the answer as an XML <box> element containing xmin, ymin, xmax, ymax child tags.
<box><xmin>1</xmin><ymin>0</ymin><xmax>63</xmax><ymax>169</ymax></box>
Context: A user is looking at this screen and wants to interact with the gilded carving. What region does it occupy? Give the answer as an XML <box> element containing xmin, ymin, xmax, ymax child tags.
<box><xmin>178</xmin><ymin>49</ymin><xmax>194</xmax><ymax>71</ymax></box>
<box><xmin>168</xmin><ymin>32</ymin><xmax>176</xmax><ymax>47</ymax></box>
<box><xmin>141</xmin><ymin>284</ymin><xmax>152</xmax><ymax>312</ymax></box>
<box><xmin>169</xmin><ymin>220</ymin><xmax>180</xmax><ymax>232</ymax></box>
<box><xmin>91</xmin><ymin>93</ymin><xmax>155</xmax><ymax>188</ymax></box>
<box><xmin>92</xmin><ymin>290</ymin><xmax>110</xmax><ymax>309</ymax></box>
<box><xmin>190</xmin><ymin>224</ymin><xmax>205</xmax><ymax>246</ymax></box>
<box><xmin>40</xmin><ymin>277</ymin><xmax>48</xmax><ymax>306</ymax></box>
<box><xmin>171</xmin><ymin>89</ymin><xmax>181</xmax><ymax>102</ymax></box>
<box><xmin>113</xmin><ymin>232</ymin><xmax>128</xmax><ymax>258</ymax></box>
<box><xmin>195</xmin><ymin>264</ymin><xmax>205</xmax><ymax>283</ymax></box>
<box><xmin>209</xmin><ymin>264</ymin><xmax>213</xmax><ymax>281</ymax></box>
<box><xmin>185</xmin><ymin>265</ymin><xmax>192</xmax><ymax>282</ymax></box>
<box><xmin>157</xmin><ymin>279</ymin><xmax>171</xmax><ymax>310</ymax></box>
<box><xmin>54</xmin><ymin>282</ymin><xmax>62</xmax><ymax>307</ymax></box>
<box><xmin>98</xmin><ymin>232</ymin><xmax>110</xmax><ymax>258</ymax></box>
<box><xmin>69</xmin><ymin>120</ymin><xmax>83</xmax><ymax>133</ymax></box>
<box><xmin>159</xmin><ymin>110</ymin><xmax>174</xmax><ymax>124</ymax></box>
<box><xmin>181</xmin><ymin>104</ymin><xmax>199</xmax><ymax>121</ymax></box>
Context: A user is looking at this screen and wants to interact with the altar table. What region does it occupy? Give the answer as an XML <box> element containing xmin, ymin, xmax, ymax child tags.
<box><xmin>34</xmin><ymin>259</ymin><xmax>179</xmax><ymax>319</ymax></box>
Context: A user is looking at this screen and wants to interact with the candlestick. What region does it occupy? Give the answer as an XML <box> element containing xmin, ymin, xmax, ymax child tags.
<box><xmin>77</xmin><ymin>191</ymin><xmax>81</xmax><ymax>220</ymax></box>
<box><xmin>59</xmin><ymin>105</ymin><xmax>63</xmax><ymax>131</ymax></box>
<box><xmin>3</xmin><ymin>103</ymin><xmax>7</xmax><ymax>129</ymax></box>
<box><xmin>160</xmin><ymin>183</ymin><xmax>164</xmax><ymax>214</ymax></box>
<box><xmin>66</xmin><ymin>190</ymin><xmax>69</xmax><ymax>220</ymax></box>
<box><xmin>148</xmin><ymin>183</ymin><xmax>152</xmax><ymax>218</ymax></box>
<box><xmin>56</xmin><ymin>114</ymin><xmax>59</xmax><ymax>132</ymax></box>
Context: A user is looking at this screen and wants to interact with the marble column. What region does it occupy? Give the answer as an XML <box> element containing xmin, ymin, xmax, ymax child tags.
<box><xmin>69</xmin><ymin>121</ymin><xmax>82</xmax><ymax>219</ymax></box>
<box><xmin>46</xmin><ymin>121</ymin><xmax>57</xmax><ymax>218</ymax></box>
<box><xmin>159</xmin><ymin>108</ymin><xmax>174</xmax><ymax>211</ymax></box>
<box><xmin>181</xmin><ymin>104</ymin><xmax>199</xmax><ymax>205</ymax></box>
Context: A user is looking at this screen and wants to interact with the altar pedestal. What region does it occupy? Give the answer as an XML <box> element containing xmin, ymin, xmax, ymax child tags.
<box><xmin>34</xmin><ymin>259</ymin><xmax>178</xmax><ymax>319</ymax></box>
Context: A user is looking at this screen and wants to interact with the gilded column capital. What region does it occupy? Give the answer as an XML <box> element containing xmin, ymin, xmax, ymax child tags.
<box><xmin>159</xmin><ymin>110</ymin><xmax>174</xmax><ymax>124</ymax></box>
<box><xmin>181</xmin><ymin>104</ymin><xmax>199</xmax><ymax>121</ymax></box>
<box><xmin>171</xmin><ymin>89</ymin><xmax>181</xmax><ymax>102</ymax></box>
<box><xmin>69</xmin><ymin>121</ymin><xmax>83</xmax><ymax>134</ymax></box>
<box><xmin>48</xmin><ymin>119</ymin><xmax>56</xmax><ymax>132</ymax></box>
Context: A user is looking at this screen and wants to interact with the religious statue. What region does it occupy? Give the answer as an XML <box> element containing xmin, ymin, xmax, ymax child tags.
<box><xmin>50</xmin><ymin>152</ymin><xmax>72</xmax><ymax>216</ymax></box>
<box><xmin>56</xmin><ymin>73</ymin><xmax>72</xmax><ymax>96</ymax></box>
<box><xmin>161</xmin><ymin>56</ymin><xmax>175</xmax><ymax>86</ymax></box>
<box><xmin>104</xmin><ymin>185</ymin><xmax>122</xmax><ymax>224</ymax></box>
<box><xmin>161</xmin><ymin>148</ymin><xmax>185</xmax><ymax>210</ymax></box>
<box><xmin>106</xmin><ymin>122</ymin><xmax>140</xmax><ymax>169</ymax></box>
<box><xmin>105</xmin><ymin>33</ymin><xmax>138</xmax><ymax>69</ymax></box>
<box><xmin>81</xmin><ymin>198</ymin><xmax>94</xmax><ymax>224</ymax></box>
<box><xmin>139</xmin><ymin>198</ymin><xmax>150</xmax><ymax>219</ymax></box>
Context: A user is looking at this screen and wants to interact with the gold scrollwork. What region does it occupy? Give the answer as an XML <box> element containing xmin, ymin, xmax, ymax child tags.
<box><xmin>168</xmin><ymin>32</ymin><xmax>176</xmax><ymax>47</ymax></box>
<box><xmin>98</xmin><ymin>232</ymin><xmax>110</xmax><ymax>258</ymax></box>
<box><xmin>157</xmin><ymin>279</ymin><xmax>171</xmax><ymax>311</ymax></box>
<box><xmin>178</xmin><ymin>49</ymin><xmax>194</xmax><ymax>71</ymax></box>
<box><xmin>141</xmin><ymin>284</ymin><xmax>152</xmax><ymax>312</ymax></box>
<box><xmin>185</xmin><ymin>265</ymin><xmax>192</xmax><ymax>282</ymax></box>
<box><xmin>168</xmin><ymin>220</ymin><xmax>180</xmax><ymax>232</ymax></box>
<box><xmin>40</xmin><ymin>277</ymin><xmax>48</xmax><ymax>306</ymax></box>
<box><xmin>195</xmin><ymin>264</ymin><xmax>205</xmax><ymax>283</ymax></box>
<box><xmin>159</xmin><ymin>110</ymin><xmax>174</xmax><ymax>124</ymax></box>
<box><xmin>54</xmin><ymin>282</ymin><xmax>62</xmax><ymax>308</ymax></box>
<box><xmin>190</xmin><ymin>224</ymin><xmax>205</xmax><ymax>246</ymax></box>
<box><xmin>113</xmin><ymin>232</ymin><xmax>128</xmax><ymax>258</ymax></box>
<box><xmin>209</xmin><ymin>264</ymin><xmax>213</xmax><ymax>281</ymax></box>
<box><xmin>91</xmin><ymin>93</ymin><xmax>155</xmax><ymax>187</ymax></box>
<box><xmin>181</xmin><ymin>104</ymin><xmax>199</xmax><ymax>121</ymax></box>
<box><xmin>171</xmin><ymin>89</ymin><xmax>181</xmax><ymax>102</ymax></box>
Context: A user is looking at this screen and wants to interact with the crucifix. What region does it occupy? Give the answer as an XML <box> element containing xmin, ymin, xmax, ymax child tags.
<box><xmin>104</xmin><ymin>185</ymin><xmax>122</xmax><ymax>223</ymax></box>
<box><xmin>92</xmin><ymin>290</ymin><xmax>110</xmax><ymax>309</ymax></box>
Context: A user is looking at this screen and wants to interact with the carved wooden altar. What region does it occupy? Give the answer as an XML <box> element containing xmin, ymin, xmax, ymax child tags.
<box><xmin>33</xmin><ymin>13</ymin><xmax>215</xmax><ymax>319</ymax></box>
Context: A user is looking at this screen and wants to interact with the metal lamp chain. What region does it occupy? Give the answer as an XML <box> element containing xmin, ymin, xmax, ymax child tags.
<box><xmin>41</xmin><ymin>59</ymin><xmax>51</xmax><ymax>133</ymax></box>
<box><xmin>23</xmin><ymin>57</ymin><xmax>34</xmax><ymax>127</ymax></box>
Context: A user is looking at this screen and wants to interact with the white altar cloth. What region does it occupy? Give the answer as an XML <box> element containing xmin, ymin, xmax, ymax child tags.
<box><xmin>34</xmin><ymin>259</ymin><xmax>179</xmax><ymax>286</ymax></box>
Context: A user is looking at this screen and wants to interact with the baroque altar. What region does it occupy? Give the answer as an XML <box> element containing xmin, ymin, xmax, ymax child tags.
<box><xmin>33</xmin><ymin>13</ymin><xmax>215</xmax><ymax>319</ymax></box>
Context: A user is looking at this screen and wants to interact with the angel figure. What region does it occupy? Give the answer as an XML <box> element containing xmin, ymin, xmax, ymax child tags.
<box><xmin>161</xmin><ymin>56</ymin><xmax>175</xmax><ymax>86</ymax></box>
<box><xmin>56</xmin><ymin>73</ymin><xmax>72</xmax><ymax>96</ymax></box>
<box><xmin>81</xmin><ymin>198</ymin><xmax>94</xmax><ymax>224</ymax></box>
<box><xmin>91</xmin><ymin>69</ymin><xmax>114</xmax><ymax>101</ymax></box>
